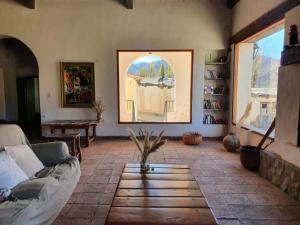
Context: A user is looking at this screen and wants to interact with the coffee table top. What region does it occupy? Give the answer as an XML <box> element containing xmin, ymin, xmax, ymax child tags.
<box><xmin>105</xmin><ymin>163</ymin><xmax>218</xmax><ymax>225</ymax></box>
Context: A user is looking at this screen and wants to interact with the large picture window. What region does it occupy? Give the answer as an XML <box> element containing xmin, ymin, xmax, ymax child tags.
<box><xmin>118</xmin><ymin>50</ymin><xmax>193</xmax><ymax>123</ymax></box>
<box><xmin>233</xmin><ymin>22</ymin><xmax>284</xmax><ymax>135</ymax></box>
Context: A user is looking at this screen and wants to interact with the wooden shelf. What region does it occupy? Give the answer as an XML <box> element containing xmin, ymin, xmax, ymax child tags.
<box><xmin>205</xmin><ymin>78</ymin><xmax>226</xmax><ymax>81</ymax></box>
<box><xmin>204</xmin><ymin>93</ymin><xmax>227</xmax><ymax>96</ymax></box>
<box><xmin>205</xmin><ymin>62</ymin><xmax>227</xmax><ymax>65</ymax></box>
<box><xmin>203</xmin><ymin>123</ymin><xmax>227</xmax><ymax>125</ymax></box>
<box><xmin>204</xmin><ymin>108</ymin><xmax>227</xmax><ymax>111</ymax></box>
<box><xmin>204</xmin><ymin>49</ymin><xmax>230</xmax><ymax>133</ymax></box>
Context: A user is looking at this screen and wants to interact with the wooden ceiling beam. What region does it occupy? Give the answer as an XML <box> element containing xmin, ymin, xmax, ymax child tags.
<box><xmin>25</xmin><ymin>0</ymin><xmax>36</xmax><ymax>9</ymax></box>
<box><xmin>124</xmin><ymin>0</ymin><xmax>133</xmax><ymax>9</ymax></box>
<box><xmin>227</xmin><ymin>0</ymin><xmax>239</xmax><ymax>8</ymax></box>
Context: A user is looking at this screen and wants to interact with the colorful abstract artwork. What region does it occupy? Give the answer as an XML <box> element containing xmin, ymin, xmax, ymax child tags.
<box><xmin>61</xmin><ymin>62</ymin><xmax>95</xmax><ymax>108</ymax></box>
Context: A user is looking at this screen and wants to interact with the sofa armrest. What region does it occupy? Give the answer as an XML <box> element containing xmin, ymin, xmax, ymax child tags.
<box><xmin>31</xmin><ymin>142</ymin><xmax>70</xmax><ymax>167</ymax></box>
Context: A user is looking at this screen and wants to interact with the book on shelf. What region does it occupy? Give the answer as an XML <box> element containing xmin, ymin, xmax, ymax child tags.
<box><xmin>204</xmin><ymin>85</ymin><xmax>228</xmax><ymax>95</ymax></box>
<box><xmin>203</xmin><ymin>113</ymin><xmax>226</xmax><ymax>124</ymax></box>
<box><xmin>205</xmin><ymin>69</ymin><xmax>225</xmax><ymax>80</ymax></box>
<box><xmin>203</xmin><ymin>99</ymin><xmax>224</xmax><ymax>110</ymax></box>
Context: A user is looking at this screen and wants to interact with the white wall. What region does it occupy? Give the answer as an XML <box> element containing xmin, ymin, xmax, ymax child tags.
<box><xmin>232</xmin><ymin>0</ymin><xmax>285</xmax><ymax>35</ymax></box>
<box><xmin>0</xmin><ymin>0</ymin><xmax>231</xmax><ymax>136</ymax></box>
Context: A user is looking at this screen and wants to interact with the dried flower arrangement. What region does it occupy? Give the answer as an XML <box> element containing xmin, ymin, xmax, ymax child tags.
<box><xmin>91</xmin><ymin>98</ymin><xmax>105</xmax><ymax>122</ymax></box>
<box><xmin>128</xmin><ymin>128</ymin><xmax>167</xmax><ymax>174</ymax></box>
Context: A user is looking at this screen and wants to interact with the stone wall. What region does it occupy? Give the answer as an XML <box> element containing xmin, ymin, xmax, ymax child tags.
<box><xmin>260</xmin><ymin>150</ymin><xmax>300</xmax><ymax>201</ymax></box>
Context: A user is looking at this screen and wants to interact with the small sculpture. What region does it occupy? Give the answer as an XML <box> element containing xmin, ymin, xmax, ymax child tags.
<box><xmin>289</xmin><ymin>24</ymin><xmax>299</xmax><ymax>46</ymax></box>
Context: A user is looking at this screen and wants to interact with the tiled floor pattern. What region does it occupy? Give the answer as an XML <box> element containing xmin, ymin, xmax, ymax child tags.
<box><xmin>53</xmin><ymin>140</ymin><xmax>300</xmax><ymax>225</ymax></box>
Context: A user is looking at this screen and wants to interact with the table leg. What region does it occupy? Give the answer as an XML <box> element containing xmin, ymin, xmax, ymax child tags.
<box><xmin>70</xmin><ymin>139</ymin><xmax>75</xmax><ymax>156</ymax></box>
<box><xmin>75</xmin><ymin>136</ymin><xmax>82</xmax><ymax>162</ymax></box>
<box><xmin>93</xmin><ymin>125</ymin><xmax>96</xmax><ymax>139</ymax></box>
<box><xmin>85</xmin><ymin>127</ymin><xmax>89</xmax><ymax>147</ymax></box>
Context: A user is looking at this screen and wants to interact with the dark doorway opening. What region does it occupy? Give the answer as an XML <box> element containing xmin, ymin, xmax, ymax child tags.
<box><xmin>298</xmin><ymin>106</ymin><xmax>300</xmax><ymax>147</ymax></box>
<box><xmin>17</xmin><ymin>76</ymin><xmax>41</xmax><ymax>140</ymax></box>
<box><xmin>0</xmin><ymin>37</ymin><xmax>40</xmax><ymax>141</ymax></box>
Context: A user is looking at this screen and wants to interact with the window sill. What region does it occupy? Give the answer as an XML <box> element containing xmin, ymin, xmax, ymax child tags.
<box><xmin>231</xmin><ymin>122</ymin><xmax>275</xmax><ymax>141</ymax></box>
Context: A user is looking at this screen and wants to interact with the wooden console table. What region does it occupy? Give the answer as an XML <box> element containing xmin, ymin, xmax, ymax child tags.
<box><xmin>106</xmin><ymin>163</ymin><xmax>218</xmax><ymax>225</ymax></box>
<box><xmin>42</xmin><ymin>120</ymin><xmax>98</xmax><ymax>147</ymax></box>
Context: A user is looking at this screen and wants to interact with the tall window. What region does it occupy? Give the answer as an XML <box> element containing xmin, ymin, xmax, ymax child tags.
<box><xmin>233</xmin><ymin>22</ymin><xmax>284</xmax><ymax>135</ymax></box>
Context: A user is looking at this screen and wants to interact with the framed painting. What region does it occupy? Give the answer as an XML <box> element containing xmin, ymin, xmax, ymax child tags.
<box><xmin>117</xmin><ymin>50</ymin><xmax>193</xmax><ymax>124</ymax></box>
<box><xmin>61</xmin><ymin>62</ymin><xmax>95</xmax><ymax>108</ymax></box>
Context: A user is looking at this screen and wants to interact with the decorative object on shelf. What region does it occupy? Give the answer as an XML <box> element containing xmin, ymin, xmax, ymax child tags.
<box><xmin>223</xmin><ymin>133</ymin><xmax>240</xmax><ymax>152</ymax></box>
<box><xmin>204</xmin><ymin>99</ymin><xmax>224</xmax><ymax>110</ymax></box>
<box><xmin>204</xmin><ymin>85</ymin><xmax>214</xmax><ymax>95</ymax></box>
<box><xmin>127</xmin><ymin>128</ymin><xmax>167</xmax><ymax>174</ymax></box>
<box><xmin>218</xmin><ymin>56</ymin><xmax>227</xmax><ymax>63</ymax></box>
<box><xmin>282</xmin><ymin>25</ymin><xmax>300</xmax><ymax>66</ymax></box>
<box><xmin>92</xmin><ymin>98</ymin><xmax>105</xmax><ymax>122</ymax></box>
<box><xmin>182</xmin><ymin>132</ymin><xmax>202</xmax><ymax>145</ymax></box>
<box><xmin>60</xmin><ymin>62</ymin><xmax>95</xmax><ymax>108</ymax></box>
<box><xmin>289</xmin><ymin>24</ymin><xmax>299</xmax><ymax>47</ymax></box>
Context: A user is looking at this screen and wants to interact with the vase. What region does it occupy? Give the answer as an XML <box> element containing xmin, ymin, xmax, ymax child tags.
<box><xmin>140</xmin><ymin>163</ymin><xmax>150</xmax><ymax>174</ymax></box>
<box><xmin>240</xmin><ymin>145</ymin><xmax>260</xmax><ymax>171</ymax></box>
<box><xmin>96</xmin><ymin>113</ymin><xmax>102</xmax><ymax>122</ymax></box>
<box><xmin>223</xmin><ymin>133</ymin><xmax>240</xmax><ymax>152</ymax></box>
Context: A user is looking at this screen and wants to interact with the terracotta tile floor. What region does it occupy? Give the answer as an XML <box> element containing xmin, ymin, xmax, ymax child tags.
<box><xmin>53</xmin><ymin>140</ymin><xmax>300</xmax><ymax>225</ymax></box>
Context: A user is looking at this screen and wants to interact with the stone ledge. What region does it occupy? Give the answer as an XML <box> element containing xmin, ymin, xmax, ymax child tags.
<box><xmin>260</xmin><ymin>150</ymin><xmax>300</xmax><ymax>201</ymax></box>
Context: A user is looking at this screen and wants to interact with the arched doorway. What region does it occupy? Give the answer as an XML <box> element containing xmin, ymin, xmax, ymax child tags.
<box><xmin>0</xmin><ymin>37</ymin><xmax>40</xmax><ymax>140</ymax></box>
<box><xmin>126</xmin><ymin>55</ymin><xmax>175</xmax><ymax>122</ymax></box>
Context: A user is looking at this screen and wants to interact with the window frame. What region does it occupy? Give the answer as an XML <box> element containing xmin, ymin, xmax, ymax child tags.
<box><xmin>232</xmin><ymin>20</ymin><xmax>285</xmax><ymax>136</ymax></box>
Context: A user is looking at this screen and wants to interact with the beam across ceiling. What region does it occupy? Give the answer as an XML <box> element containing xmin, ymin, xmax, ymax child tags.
<box><xmin>227</xmin><ymin>0</ymin><xmax>239</xmax><ymax>8</ymax></box>
<box><xmin>23</xmin><ymin>0</ymin><xmax>36</xmax><ymax>9</ymax></box>
<box><xmin>124</xmin><ymin>0</ymin><xmax>133</xmax><ymax>9</ymax></box>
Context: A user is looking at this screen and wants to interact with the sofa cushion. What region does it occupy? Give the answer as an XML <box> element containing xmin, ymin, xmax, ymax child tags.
<box><xmin>5</xmin><ymin>145</ymin><xmax>44</xmax><ymax>178</ymax></box>
<box><xmin>0</xmin><ymin>151</ymin><xmax>28</xmax><ymax>190</ymax></box>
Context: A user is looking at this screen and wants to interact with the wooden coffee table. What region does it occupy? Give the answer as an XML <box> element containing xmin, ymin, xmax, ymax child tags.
<box><xmin>105</xmin><ymin>163</ymin><xmax>218</xmax><ymax>225</ymax></box>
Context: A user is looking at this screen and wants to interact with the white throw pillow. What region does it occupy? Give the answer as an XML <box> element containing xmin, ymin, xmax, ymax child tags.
<box><xmin>5</xmin><ymin>145</ymin><xmax>44</xmax><ymax>178</ymax></box>
<box><xmin>0</xmin><ymin>151</ymin><xmax>28</xmax><ymax>190</ymax></box>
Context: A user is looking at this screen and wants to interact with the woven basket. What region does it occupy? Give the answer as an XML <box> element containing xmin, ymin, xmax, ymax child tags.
<box><xmin>182</xmin><ymin>132</ymin><xmax>202</xmax><ymax>145</ymax></box>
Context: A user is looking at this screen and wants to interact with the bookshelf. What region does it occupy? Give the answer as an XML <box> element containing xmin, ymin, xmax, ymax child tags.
<box><xmin>203</xmin><ymin>49</ymin><xmax>229</xmax><ymax>126</ymax></box>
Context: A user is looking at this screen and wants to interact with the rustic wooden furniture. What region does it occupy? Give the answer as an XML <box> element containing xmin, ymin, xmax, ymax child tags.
<box><xmin>43</xmin><ymin>120</ymin><xmax>98</xmax><ymax>147</ymax></box>
<box><xmin>106</xmin><ymin>163</ymin><xmax>218</xmax><ymax>225</ymax></box>
<box><xmin>43</xmin><ymin>132</ymin><xmax>82</xmax><ymax>162</ymax></box>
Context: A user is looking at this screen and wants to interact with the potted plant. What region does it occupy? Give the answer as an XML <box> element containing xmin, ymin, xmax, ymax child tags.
<box><xmin>128</xmin><ymin>128</ymin><xmax>167</xmax><ymax>174</ymax></box>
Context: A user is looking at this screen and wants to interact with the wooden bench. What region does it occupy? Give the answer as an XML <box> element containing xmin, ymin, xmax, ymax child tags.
<box><xmin>43</xmin><ymin>133</ymin><xmax>82</xmax><ymax>162</ymax></box>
